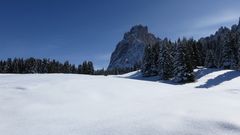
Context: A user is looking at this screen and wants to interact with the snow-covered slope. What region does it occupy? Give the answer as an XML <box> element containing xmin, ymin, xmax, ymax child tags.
<box><xmin>0</xmin><ymin>68</ymin><xmax>240</xmax><ymax>135</ymax></box>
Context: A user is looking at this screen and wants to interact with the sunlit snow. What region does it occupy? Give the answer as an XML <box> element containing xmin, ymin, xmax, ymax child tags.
<box><xmin>0</xmin><ymin>68</ymin><xmax>240</xmax><ymax>135</ymax></box>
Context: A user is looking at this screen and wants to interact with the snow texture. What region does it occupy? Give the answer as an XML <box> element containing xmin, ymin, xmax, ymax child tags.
<box><xmin>0</xmin><ymin>68</ymin><xmax>240</xmax><ymax>135</ymax></box>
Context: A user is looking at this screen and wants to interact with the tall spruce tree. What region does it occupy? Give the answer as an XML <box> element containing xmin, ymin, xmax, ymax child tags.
<box><xmin>77</xmin><ymin>64</ymin><xmax>82</xmax><ymax>74</ymax></box>
<box><xmin>151</xmin><ymin>42</ymin><xmax>160</xmax><ymax>76</ymax></box>
<box><xmin>142</xmin><ymin>44</ymin><xmax>153</xmax><ymax>77</ymax></box>
<box><xmin>87</xmin><ymin>61</ymin><xmax>94</xmax><ymax>75</ymax></box>
<box><xmin>238</xmin><ymin>45</ymin><xmax>240</xmax><ymax>70</ymax></box>
<box><xmin>204</xmin><ymin>50</ymin><xmax>216</xmax><ymax>68</ymax></box>
<box><xmin>173</xmin><ymin>39</ymin><xmax>195</xmax><ymax>83</ymax></box>
<box><xmin>158</xmin><ymin>39</ymin><xmax>174</xmax><ymax>80</ymax></box>
<box><xmin>189</xmin><ymin>39</ymin><xmax>202</xmax><ymax>67</ymax></box>
<box><xmin>221</xmin><ymin>31</ymin><xmax>234</xmax><ymax>69</ymax></box>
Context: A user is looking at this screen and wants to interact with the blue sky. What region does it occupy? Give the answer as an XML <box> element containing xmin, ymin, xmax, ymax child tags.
<box><xmin>0</xmin><ymin>0</ymin><xmax>240</xmax><ymax>69</ymax></box>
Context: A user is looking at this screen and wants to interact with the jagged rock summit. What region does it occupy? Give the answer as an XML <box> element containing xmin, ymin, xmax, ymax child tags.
<box><xmin>108</xmin><ymin>25</ymin><xmax>158</xmax><ymax>70</ymax></box>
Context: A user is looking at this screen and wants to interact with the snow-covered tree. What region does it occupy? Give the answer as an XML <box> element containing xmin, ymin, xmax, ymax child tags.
<box><xmin>204</xmin><ymin>50</ymin><xmax>216</xmax><ymax>68</ymax></box>
<box><xmin>0</xmin><ymin>58</ymin><xmax>94</xmax><ymax>74</ymax></box>
<box><xmin>151</xmin><ymin>42</ymin><xmax>160</xmax><ymax>75</ymax></box>
<box><xmin>142</xmin><ymin>44</ymin><xmax>152</xmax><ymax>77</ymax></box>
<box><xmin>142</xmin><ymin>43</ymin><xmax>159</xmax><ymax>77</ymax></box>
<box><xmin>158</xmin><ymin>39</ymin><xmax>174</xmax><ymax>80</ymax></box>
<box><xmin>221</xmin><ymin>31</ymin><xmax>235</xmax><ymax>69</ymax></box>
<box><xmin>189</xmin><ymin>39</ymin><xmax>202</xmax><ymax>67</ymax></box>
<box><xmin>173</xmin><ymin>39</ymin><xmax>195</xmax><ymax>83</ymax></box>
<box><xmin>238</xmin><ymin>45</ymin><xmax>240</xmax><ymax>70</ymax></box>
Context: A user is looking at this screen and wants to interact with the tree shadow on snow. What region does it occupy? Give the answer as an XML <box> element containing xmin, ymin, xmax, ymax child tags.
<box><xmin>122</xmin><ymin>68</ymin><xmax>240</xmax><ymax>87</ymax></box>
<box><xmin>196</xmin><ymin>70</ymin><xmax>240</xmax><ymax>89</ymax></box>
<box><xmin>125</xmin><ymin>71</ymin><xmax>160</xmax><ymax>82</ymax></box>
<box><xmin>123</xmin><ymin>71</ymin><xmax>178</xmax><ymax>85</ymax></box>
<box><xmin>195</xmin><ymin>68</ymin><xmax>220</xmax><ymax>79</ymax></box>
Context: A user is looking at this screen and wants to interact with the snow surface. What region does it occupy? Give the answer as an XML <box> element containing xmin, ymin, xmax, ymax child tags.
<box><xmin>1</xmin><ymin>68</ymin><xmax>240</xmax><ymax>135</ymax></box>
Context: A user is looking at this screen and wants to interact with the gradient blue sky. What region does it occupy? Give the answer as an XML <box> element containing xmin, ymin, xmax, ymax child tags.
<box><xmin>0</xmin><ymin>0</ymin><xmax>240</xmax><ymax>68</ymax></box>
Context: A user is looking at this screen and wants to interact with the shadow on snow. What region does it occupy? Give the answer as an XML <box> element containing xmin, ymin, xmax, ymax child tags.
<box><xmin>194</xmin><ymin>68</ymin><xmax>220</xmax><ymax>80</ymax></box>
<box><xmin>120</xmin><ymin>68</ymin><xmax>240</xmax><ymax>88</ymax></box>
<box><xmin>196</xmin><ymin>70</ymin><xmax>240</xmax><ymax>89</ymax></box>
<box><xmin>121</xmin><ymin>71</ymin><xmax>178</xmax><ymax>85</ymax></box>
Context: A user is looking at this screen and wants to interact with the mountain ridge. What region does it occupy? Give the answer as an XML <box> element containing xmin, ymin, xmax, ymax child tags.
<box><xmin>108</xmin><ymin>25</ymin><xmax>159</xmax><ymax>70</ymax></box>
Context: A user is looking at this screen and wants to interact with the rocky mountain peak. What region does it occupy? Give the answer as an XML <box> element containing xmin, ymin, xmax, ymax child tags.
<box><xmin>123</xmin><ymin>25</ymin><xmax>149</xmax><ymax>42</ymax></box>
<box><xmin>108</xmin><ymin>25</ymin><xmax>158</xmax><ymax>70</ymax></box>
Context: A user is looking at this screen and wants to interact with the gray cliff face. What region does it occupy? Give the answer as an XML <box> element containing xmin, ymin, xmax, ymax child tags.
<box><xmin>108</xmin><ymin>25</ymin><xmax>158</xmax><ymax>70</ymax></box>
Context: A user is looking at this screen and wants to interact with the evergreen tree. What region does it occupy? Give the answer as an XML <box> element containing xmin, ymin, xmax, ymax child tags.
<box><xmin>173</xmin><ymin>39</ymin><xmax>195</xmax><ymax>83</ymax></box>
<box><xmin>151</xmin><ymin>42</ymin><xmax>160</xmax><ymax>76</ymax></box>
<box><xmin>12</xmin><ymin>58</ymin><xmax>19</xmax><ymax>73</ymax></box>
<box><xmin>142</xmin><ymin>43</ymin><xmax>160</xmax><ymax>77</ymax></box>
<box><xmin>204</xmin><ymin>50</ymin><xmax>216</xmax><ymax>68</ymax></box>
<box><xmin>77</xmin><ymin>64</ymin><xmax>82</xmax><ymax>74</ymax></box>
<box><xmin>41</xmin><ymin>59</ymin><xmax>49</xmax><ymax>73</ymax></box>
<box><xmin>189</xmin><ymin>39</ymin><xmax>202</xmax><ymax>67</ymax></box>
<box><xmin>87</xmin><ymin>61</ymin><xmax>94</xmax><ymax>75</ymax></box>
<box><xmin>82</xmin><ymin>61</ymin><xmax>88</xmax><ymax>74</ymax></box>
<box><xmin>5</xmin><ymin>58</ymin><xmax>13</xmax><ymax>73</ymax></box>
<box><xmin>0</xmin><ymin>58</ymin><xmax>94</xmax><ymax>74</ymax></box>
<box><xmin>158</xmin><ymin>39</ymin><xmax>174</xmax><ymax>80</ymax></box>
<box><xmin>238</xmin><ymin>46</ymin><xmax>240</xmax><ymax>70</ymax></box>
<box><xmin>70</xmin><ymin>64</ymin><xmax>77</xmax><ymax>73</ymax></box>
<box><xmin>25</xmin><ymin>58</ymin><xmax>37</xmax><ymax>73</ymax></box>
<box><xmin>221</xmin><ymin>31</ymin><xmax>234</xmax><ymax>69</ymax></box>
<box><xmin>0</xmin><ymin>61</ymin><xmax>3</xmax><ymax>73</ymax></box>
<box><xmin>196</xmin><ymin>41</ymin><xmax>205</xmax><ymax>66</ymax></box>
<box><xmin>142</xmin><ymin>44</ymin><xmax>152</xmax><ymax>77</ymax></box>
<box><xmin>62</xmin><ymin>61</ymin><xmax>71</xmax><ymax>73</ymax></box>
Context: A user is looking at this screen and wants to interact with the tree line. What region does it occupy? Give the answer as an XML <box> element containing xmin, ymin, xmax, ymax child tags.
<box><xmin>0</xmin><ymin>57</ymin><xmax>138</xmax><ymax>75</ymax></box>
<box><xmin>142</xmin><ymin>38</ymin><xmax>200</xmax><ymax>83</ymax></box>
<box><xmin>142</xmin><ymin>19</ymin><xmax>240</xmax><ymax>83</ymax></box>
<box><xmin>0</xmin><ymin>58</ymin><xmax>94</xmax><ymax>74</ymax></box>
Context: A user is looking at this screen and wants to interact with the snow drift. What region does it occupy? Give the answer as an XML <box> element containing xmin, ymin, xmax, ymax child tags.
<box><xmin>0</xmin><ymin>68</ymin><xmax>240</xmax><ymax>135</ymax></box>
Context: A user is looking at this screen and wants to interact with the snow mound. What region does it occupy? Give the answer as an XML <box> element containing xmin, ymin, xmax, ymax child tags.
<box><xmin>0</xmin><ymin>68</ymin><xmax>240</xmax><ymax>135</ymax></box>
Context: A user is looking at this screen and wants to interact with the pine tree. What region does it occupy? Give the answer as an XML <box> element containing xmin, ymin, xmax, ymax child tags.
<box><xmin>12</xmin><ymin>58</ymin><xmax>19</xmax><ymax>73</ymax></box>
<box><xmin>62</xmin><ymin>61</ymin><xmax>70</xmax><ymax>73</ymax></box>
<box><xmin>158</xmin><ymin>39</ymin><xmax>174</xmax><ymax>80</ymax></box>
<box><xmin>173</xmin><ymin>39</ymin><xmax>195</xmax><ymax>83</ymax></box>
<box><xmin>25</xmin><ymin>58</ymin><xmax>38</xmax><ymax>73</ymax></box>
<box><xmin>80</xmin><ymin>61</ymin><xmax>94</xmax><ymax>74</ymax></box>
<box><xmin>77</xmin><ymin>64</ymin><xmax>82</xmax><ymax>74</ymax></box>
<box><xmin>204</xmin><ymin>50</ymin><xmax>216</xmax><ymax>68</ymax></box>
<box><xmin>87</xmin><ymin>61</ymin><xmax>94</xmax><ymax>75</ymax></box>
<box><xmin>42</xmin><ymin>59</ymin><xmax>49</xmax><ymax>73</ymax></box>
<box><xmin>190</xmin><ymin>39</ymin><xmax>202</xmax><ymax>67</ymax></box>
<box><xmin>221</xmin><ymin>30</ymin><xmax>234</xmax><ymax>69</ymax></box>
<box><xmin>151</xmin><ymin>42</ymin><xmax>160</xmax><ymax>76</ymax></box>
<box><xmin>238</xmin><ymin>46</ymin><xmax>240</xmax><ymax>70</ymax></box>
<box><xmin>4</xmin><ymin>58</ymin><xmax>13</xmax><ymax>73</ymax></box>
<box><xmin>158</xmin><ymin>42</ymin><xmax>164</xmax><ymax>77</ymax></box>
<box><xmin>0</xmin><ymin>61</ymin><xmax>3</xmax><ymax>73</ymax></box>
<box><xmin>0</xmin><ymin>58</ymin><xmax>92</xmax><ymax>74</ymax></box>
<box><xmin>142</xmin><ymin>44</ymin><xmax>152</xmax><ymax>77</ymax></box>
<box><xmin>70</xmin><ymin>65</ymin><xmax>77</xmax><ymax>73</ymax></box>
